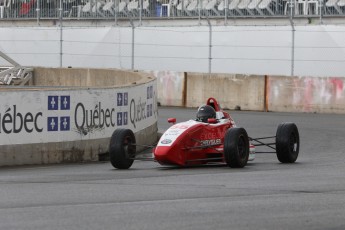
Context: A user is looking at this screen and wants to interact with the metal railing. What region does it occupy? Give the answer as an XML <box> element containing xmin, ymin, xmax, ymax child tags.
<box><xmin>0</xmin><ymin>51</ymin><xmax>33</xmax><ymax>85</ymax></box>
<box><xmin>0</xmin><ymin>0</ymin><xmax>344</xmax><ymax>21</ymax></box>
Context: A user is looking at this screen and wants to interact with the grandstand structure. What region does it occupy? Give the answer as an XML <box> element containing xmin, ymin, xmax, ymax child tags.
<box><xmin>0</xmin><ymin>0</ymin><xmax>344</xmax><ymax>21</ymax></box>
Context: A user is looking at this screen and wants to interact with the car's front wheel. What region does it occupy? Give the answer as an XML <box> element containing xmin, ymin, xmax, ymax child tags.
<box><xmin>109</xmin><ymin>129</ymin><xmax>136</xmax><ymax>169</ymax></box>
<box><xmin>224</xmin><ymin>127</ymin><xmax>250</xmax><ymax>168</ymax></box>
<box><xmin>276</xmin><ymin>122</ymin><xmax>300</xmax><ymax>163</ymax></box>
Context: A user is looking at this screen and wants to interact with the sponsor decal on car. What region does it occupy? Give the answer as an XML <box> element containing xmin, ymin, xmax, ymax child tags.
<box><xmin>200</xmin><ymin>139</ymin><xmax>221</xmax><ymax>146</ymax></box>
<box><xmin>161</xmin><ymin>139</ymin><xmax>172</xmax><ymax>144</ymax></box>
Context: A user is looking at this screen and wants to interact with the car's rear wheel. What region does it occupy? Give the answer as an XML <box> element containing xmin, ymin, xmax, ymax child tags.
<box><xmin>109</xmin><ymin>129</ymin><xmax>136</xmax><ymax>169</ymax></box>
<box><xmin>224</xmin><ymin>127</ymin><xmax>249</xmax><ymax>168</ymax></box>
<box><xmin>276</xmin><ymin>122</ymin><xmax>300</xmax><ymax>163</ymax></box>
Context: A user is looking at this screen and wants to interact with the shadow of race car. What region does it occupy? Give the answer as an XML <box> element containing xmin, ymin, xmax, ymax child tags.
<box><xmin>109</xmin><ymin>97</ymin><xmax>300</xmax><ymax>169</ymax></box>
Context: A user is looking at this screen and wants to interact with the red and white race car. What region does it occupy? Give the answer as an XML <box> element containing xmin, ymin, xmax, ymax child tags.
<box><xmin>109</xmin><ymin>97</ymin><xmax>300</xmax><ymax>169</ymax></box>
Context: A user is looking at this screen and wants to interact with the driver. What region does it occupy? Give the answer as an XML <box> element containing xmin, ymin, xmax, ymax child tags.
<box><xmin>196</xmin><ymin>105</ymin><xmax>216</xmax><ymax>123</ymax></box>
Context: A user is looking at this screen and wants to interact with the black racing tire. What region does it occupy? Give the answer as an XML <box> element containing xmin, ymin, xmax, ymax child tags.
<box><xmin>275</xmin><ymin>122</ymin><xmax>300</xmax><ymax>163</ymax></box>
<box><xmin>224</xmin><ymin>127</ymin><xmax>250</xmax><ymax>168</ymax></box>
<box><xmin>109</xmin><ymin>129</ymin><xmax>136</xmax><ymax>169</ymax></box>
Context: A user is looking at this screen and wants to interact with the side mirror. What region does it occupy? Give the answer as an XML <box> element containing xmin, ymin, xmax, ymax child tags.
<box><xmin>207</xmin><ymin>118</ymin><xmax>217</xmax><ymax>124</ymax></box>
<box><xmin>168</xmin><ymin>118</ymin><xmax>176</xmax><ymax>124</ymax></box>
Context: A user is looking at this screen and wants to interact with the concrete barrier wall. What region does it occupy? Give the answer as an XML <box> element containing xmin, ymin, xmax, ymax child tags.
<box><xmin>155</xmin><ymin>71</ymin><xmax>345</xmax><ymax>114</ymax></box>
<box><xmin>0</xmin><ymin>124</ymin><xmax>157</xmax><ymax>165</ymax></box>
<box><xmin>185</xmin><ymin>73</ymin><xmax>265</xmax><ymax>111</ymax></box>
<box><xmin>267</xmin><ymin>76</ymin><xmax>345</xmax><ymax>114</ymax></box>
<box><xmin>33</xmin><ymin>68</ymin><xmax>148</xmax><ymax>87</ymax></box>
<box><xmin>0</xmin><ymin>68</ymin><xmax>158</xmax><ymax>166</ymax></box>
<box><xmin>154</xmin><ymin>71</ymin><xmax>265</xmax><ymax>110</ymax></box>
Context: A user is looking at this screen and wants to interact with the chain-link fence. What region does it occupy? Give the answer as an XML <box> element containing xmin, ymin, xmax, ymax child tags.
<box><xmin>0</xmin><ymin>0</ymin><xmax>344</xmax><ymax>21</ymax></box>
<box><xmin>2</xmin><ymin>25</ymin><xmax>345</xmax><ymax>76</ymax></box>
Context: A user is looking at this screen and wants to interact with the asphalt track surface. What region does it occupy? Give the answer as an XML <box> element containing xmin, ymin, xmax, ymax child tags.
<box><xmin>1</xmin><ymin>107</ymin><xmax>345</xmax><ymax>230</ymax></box>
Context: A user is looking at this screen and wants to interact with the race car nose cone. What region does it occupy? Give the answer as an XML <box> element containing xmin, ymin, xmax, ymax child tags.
<box><xmin>154</xmin><ymin>146</ymin><xmax>184</xmax><ymax>166</ymax></box>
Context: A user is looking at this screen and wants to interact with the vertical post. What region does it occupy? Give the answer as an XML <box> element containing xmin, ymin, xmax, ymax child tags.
<box><xmin>206</xmin><ymin>16</ymin><xmax>212</xmax><ymax>76</ymax></box>
<box><xmin>319</xmin><ymin>0</ymin><xmax>323</xmax><ymax>24</ymax></box>
<box><xmin>139</xmin><ymin>0</ymin><xmax>143</xmax><ymax>25</ymax></box>
<box><xmin>182</xmin><ymin>0</ymin><xmax>185</xmax><ymax>16</ymax></box>
<box><xmin>59</xmin><ymin>0</ymin><xmax>63</xmax><ymax>67</ymax></box>
<box><xmin>225</xmin><ymin>0</ymin><xmax>228</xmax><ymax>25</ymax></box>
<box><xmin>36</xmin><ymin>0</ymin><xmax>40</xmax><ymax>24</ymax></box>
<box><xmin>130</xmin><ymin>19</ymin><xmax>135</xmax><ymax>70</ymax></box>
<box><xmin>264</xmin><ymin>75</ymin><xmax>268</xmax><ymax>112</ymax></box>
<box><xmin>198</xmin><ymin>0</ymin><xmax>201</xmax><ymax>24</ymax></box>
<box><xmin>182</xmin><ymin>72</ymin><xmax>188</xmax><ymax>107</ymax></box>
<box><xmin>114</xmin><ymin>0</ymin><xmax>117</xmax><ymax>25</ymax></box>
<box><xmin>288</xmin><ymin>0</ymin><xmax>295</xmax><ymax>77</ymax></box>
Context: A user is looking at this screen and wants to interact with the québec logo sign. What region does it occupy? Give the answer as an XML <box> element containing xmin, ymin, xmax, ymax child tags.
<box><xmin>47</xmin><ymin>96</ymin><xmax>71</xmax><ymax>132</ymax></box>
<box><xmin>0</xmin><ymin>105</ymin><xmax>43</xmax><ymax>134</ymax></box>
<box><xmin>1</xmin><ymin>87</ymin><xmax>154</xmax><ymax>135</ymax></box>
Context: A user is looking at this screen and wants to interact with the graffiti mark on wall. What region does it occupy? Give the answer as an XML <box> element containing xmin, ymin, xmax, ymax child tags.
<box><xmin>268</xmin><ymin>77</ymin><xmax>345</xmax><ymax>113</ymax></box>
<box><xmin>151</xmin><ymin>71</ymin><xmax>184</xmax><ymax>106</ymax></box>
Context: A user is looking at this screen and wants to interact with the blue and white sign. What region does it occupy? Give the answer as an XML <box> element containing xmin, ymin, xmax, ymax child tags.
<box><xmin>123</xmin><ymin>112</ymin><xmax>128</xmax><ymax>125</ymax></box>
<box><xmin>47</xmin><ymin>117</ymin><xmax>59</xmax><ymax>131</ymax></box>
<box><xmin>117</xmin><ymin>93</ymin><xmax>123</xmax><ymax>106</ymax></box>
<box><xmin>124</xmin><ymin>93</ymin><xmax>128</xmax><ymax>106</ymax></box>
<box><xmin>117</xmin><ymin>112</ymin><xmax>123</xmax><ymax>126</ymax></box>
<box><xmin>47</xmin><ymin>95</ymin><xmax>71</xmax><ymax>132</ymax></box>
<box><xmin>60</xmin><ymin>116</ymin><xmax>70</xmax><ymax>131</ymax></box>
<box><xmin>60</xmin><ymin>96</ymin><xmax>70</xmax><ymax>110</ymax></box>
<box><xmin>48</xmin><ymin>96</ymin><xmax>59</xmax><ymax>110</ymax></box>
<box><xmin>0</xmin><ymin>81</ymin><xmax>157</xmax><ymax>145</ymax></box>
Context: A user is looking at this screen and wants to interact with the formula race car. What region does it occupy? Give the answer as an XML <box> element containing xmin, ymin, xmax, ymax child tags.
<box><xmin>109</xmin><ymin>97</ymin><xmax>300</xmax><ymax>169</ymax></box>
